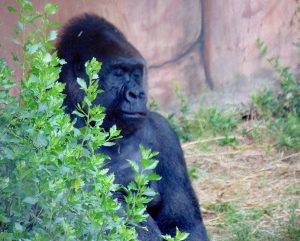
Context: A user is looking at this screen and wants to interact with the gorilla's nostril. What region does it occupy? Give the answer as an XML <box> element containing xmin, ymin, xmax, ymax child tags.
<box><xmin>139</xmin><ymin>92</ymin><xmax>145</xmax><ymax>98</ymax></box>
<box><xmin>128</xmin><ymin>91</ymin><xmax>136</xmax><ymax>99</ymax></box>
<box><xmin>126</xmin><ymin>89</ymin><xmax>144</xmax><ymax>100</ymax></box>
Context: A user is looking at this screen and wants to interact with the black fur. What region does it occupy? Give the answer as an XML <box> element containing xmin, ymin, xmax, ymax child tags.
<box><xmin>57</xmin><ymin>14</ymin><xmax>209</xmax><ymax>241</ymax></box>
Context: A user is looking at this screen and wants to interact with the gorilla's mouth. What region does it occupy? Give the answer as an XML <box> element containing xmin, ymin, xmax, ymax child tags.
<box><xmin>121</xmin><ymin>111</ymin><xmax>146</xmax><ymax>119</ymax></box>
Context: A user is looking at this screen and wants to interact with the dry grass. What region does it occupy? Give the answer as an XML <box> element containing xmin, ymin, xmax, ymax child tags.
<box><xmin>183</xmin><ymin>124</ymin><xmax>300</xmax><ymax>239</ymax></box>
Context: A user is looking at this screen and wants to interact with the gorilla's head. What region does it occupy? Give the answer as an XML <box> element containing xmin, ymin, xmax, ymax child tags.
<box><xmin>57</xmin><ymin>14</ymin><xmax>148</xmax><ymax>134</ymax></box>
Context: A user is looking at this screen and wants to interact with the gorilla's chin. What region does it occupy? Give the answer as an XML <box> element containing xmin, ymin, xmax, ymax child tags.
<box><xmin>102</xmin><ymin>111</ymin><xmax>147</xmax><ymax>135</ymax></box>
<box><xmin>119</xmin><ymin>111</ymin><xmax>147</xmax><ymax>133</ymax></box>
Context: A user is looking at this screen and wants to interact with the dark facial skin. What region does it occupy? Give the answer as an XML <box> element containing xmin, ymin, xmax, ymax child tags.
<box><xmin>97</xmin><ymin>57</ymin><xmax>148</xmax><ymax>133</ymax></box>
<box><xmin>57</xmin><ymin>14</ymin><xmax>209</xmax><ymax>241</ymax></box>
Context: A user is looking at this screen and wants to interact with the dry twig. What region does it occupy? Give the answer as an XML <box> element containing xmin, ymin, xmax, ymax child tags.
<box><xmin>275</xmin><ymin>152</ymin><xmax>300</xmax><ymax>162</ymax></box>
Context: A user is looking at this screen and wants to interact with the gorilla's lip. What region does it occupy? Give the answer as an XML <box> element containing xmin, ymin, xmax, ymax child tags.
<box><xmin>121</xmin><ymin>111</ymin><xmax>146</xmax><ymax>118</ymax></box>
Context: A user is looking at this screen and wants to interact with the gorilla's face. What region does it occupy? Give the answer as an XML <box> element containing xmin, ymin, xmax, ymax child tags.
<box><xmin>57</xmin><ymin>14</ymin><xmax>149</xmax><ymax>133</ymax></box>
<box><xmin>96</xmin><ymin>56</ymin><xmax>148</xmax><ymax>132</ymax></box>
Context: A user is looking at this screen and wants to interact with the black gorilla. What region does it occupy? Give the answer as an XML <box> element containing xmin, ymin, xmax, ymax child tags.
<box><xmin>57</xmin><ymin>14</ymin><xmax>209</xmax><ymax>241</ymax></box>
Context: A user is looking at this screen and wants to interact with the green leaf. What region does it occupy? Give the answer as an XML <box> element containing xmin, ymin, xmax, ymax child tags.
<box><xmin>141</xmin><ymin>159</ymin><xmax>159</xmax><ymax>170</ymax></box>
<box><xmin>18</xmin><ymin>21</ymin><xmax>24</xmax><ymax>30</ymax></box>
<box><xmin>14</xmin><ymin>222</ymin><xmax>23</xmax><ymax>232</ymax></box>
<box><xmin>7</xmin><ymin>5</ymin><xmax>16</xmax><ymax>12</ymax></box>
<box><xmin>0</xmin><ymin>177</ymin><xmax>10</xmax><ymax>189</ymax></box>
<box><xmin>0</xmin><ymin>81</ymin><xmax>15</xmax><ymax>89</ymax></box>
<box><xmin>28</xmin><ymin>73</ymin><xmax>38</xmax><ymax>83</ymax></box>
<box><xmin>103</xmin><ymin>142</ymin><xmax>115</xmax><ymax>147</ymax></box>
<box><xmin>143</xmin><ymin>188</ymin><xmax>156</xmax><ymax>197</ymax></box>
<box><xmin>48</xmin><ymin>30</ymin><xmax>58</xmax><ymax>41</ymax></box>
<box><xmin>73</xmin><ymin>110</ymin><xmax>85</xmax><ymax>117</ymax></box>
<box><xmin>161</xmin><ymin>234</ymin><xmax>173</xmax><ymax>241</ymax></box>
<box><xmin>12</xmin><ymin>38</ymin><xmax>21</xmax><ymax>46</ymax></box>
<box><xmin>127</xmin><ymin>159</ymin><xmax>139</xmax><ymax>173</ymax></box>
<box><xmin>26</xmin><ymin>43</ymin><xmax>42</xmax><ymax>55</ymax></box>
<box><xmin>11</xmin><ymin>52</ymin><xmax>19</xmax><ymax>62</ymax></box>
<box><xmin>147</xmin><ymin>173</ymin><xmax>161</xmax><ymax>181</ymax></box>
<box><xmin>23</xmin><ymin>2</ymin><xmax>33</xmax><ymax>12</ymax></box>
<box><xmin>23</xmin><ymin>196</ymin><xmax>37</xmax><ymax>205</ymax></box>
<box><xmin>175</xmin><ymin>227</ymin><xmax>190</xmax><ymax>240</ymax></box>
<box><xmin>43</xmin><ymin>52</ymin><xmax>52</xmax><ymax>63</ymax></box>
<box><xmin>84</xmin><ymin>96</ymin><xmax>92</xmax><ymax>106</ymax></box>
<box><xmin>58</xmin><ymin>58</ymin><xmax>66</xmax><ymax>65</ymax></box>
<box><xmin>48</xmin><ymin>21</ymin><xmax>62</xmax><ymax>27</ymax></box>
<box><xmin>161</xmin><ymin>227</ymin><xmax>189</xmax><ymax>241</ymax></box>
<box><xmin>1</xmin><ymin>146</ymin><xmax>16</xmax><ymax>159</ymax></box>
<box><xmin>109</xmin><ymin>125</ymin><xmax>120</xmax><ymax>138</ymax></box>
<box><xmin>34</xmin><ymin>132</ymin><xmax>48</xmax><ymax>147</ymax></box>
<box><xmin>44</xmin><ymin>3</ymin><xmax>58</xmax><ymax>15</ymax></box>
<box><xmin>128</xmin><ymin>181</ymin><xmax>137</xmax><ymax>190</ymax></box>
<box><xmin>77</xmin><ymin>77</ymin><xmax>87</xmax><ymax>90</ymax></box>
<box><xmin>0</xmin><ymin>214</ymin><xmax>10</xmax><ymax>223</ymax></box>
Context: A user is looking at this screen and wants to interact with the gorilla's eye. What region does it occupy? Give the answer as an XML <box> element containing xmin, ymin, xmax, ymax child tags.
<box><xmin>112</xmin><ymin>68</ymin><xmax>125</xmax><ymax>77</ymax></box>
<box><xmin>132</xmin><ymin>69</ymin><xmax>142</xmax><ymax>79</ymax></box>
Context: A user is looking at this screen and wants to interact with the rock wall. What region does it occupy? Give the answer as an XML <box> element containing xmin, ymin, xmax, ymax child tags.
<box><xmin>0</xmin><ymin>0</ymin><xmax>299</xmax><ymax>111</ymax></box>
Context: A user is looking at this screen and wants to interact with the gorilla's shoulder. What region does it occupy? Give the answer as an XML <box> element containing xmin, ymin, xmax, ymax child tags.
<box><xmin>147</xmin><ymin>111</ymin><xmax>171</xmax><ymax>129</ymax></box>
<box><xmin>146</xmin><ymin>111</ymin><xmax>180</xmax><ymax>144</ymax></box>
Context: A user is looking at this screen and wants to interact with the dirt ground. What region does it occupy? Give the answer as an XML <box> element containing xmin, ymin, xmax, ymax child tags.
<box><xmin>183</xmin><ymin>122</ymin><xmax>300</xmax><ymax>240</ymax></box>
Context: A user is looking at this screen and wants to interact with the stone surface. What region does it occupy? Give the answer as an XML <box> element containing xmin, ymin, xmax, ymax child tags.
<box><xmin>0</xmin><ymin>0</ymin><xmax>299</xmax><ymax>111</ymax></box>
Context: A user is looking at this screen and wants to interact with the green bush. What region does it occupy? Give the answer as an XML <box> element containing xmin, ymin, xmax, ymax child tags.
<box><xmin>167</xmin><ymin>84</ymin><xmax>240</xmax><ymax>143</ymax></box>
<box><xmin>0</xmin><ymin>1</ymin><xmax>161</xmax><ymax>240</ymax></box>
<box><xmin>253</xmin><ymin>39</ymin><xmax>300</xmax><ymax>150</ymax></box>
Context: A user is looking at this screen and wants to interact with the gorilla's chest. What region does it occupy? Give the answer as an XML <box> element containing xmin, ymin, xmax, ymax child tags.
<box><xmin>100</xmin><ymin>136</ymin><xmax>154</xmax><ymax>185</ymax></box>
<box><xmin>99</xmin><ymin>134</ymin><xmax>161</xmax><ymax>210</ymax></box>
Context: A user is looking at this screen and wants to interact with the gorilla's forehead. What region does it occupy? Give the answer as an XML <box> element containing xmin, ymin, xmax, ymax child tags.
<box><xmin>109</xmin><ymin>57</ymin><xmax>146</xmax><ymax>67</ymax></box>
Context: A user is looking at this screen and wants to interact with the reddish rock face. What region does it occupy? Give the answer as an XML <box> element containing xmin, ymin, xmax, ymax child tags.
<box><xmin>0</xmin><ymin>0</ymin><xmax>298</xmax><ymax>111</ymax></box>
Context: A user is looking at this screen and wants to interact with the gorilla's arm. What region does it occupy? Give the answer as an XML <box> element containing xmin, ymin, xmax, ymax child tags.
<box><xmin>148</xmin><ymin>112</ymin><xmax>209</xmax><ymax>241</ymax></box>
<box><xmin>136</xmin><ymin>216</ymin><xmax>162</xmax><ymax>241</ymax></box>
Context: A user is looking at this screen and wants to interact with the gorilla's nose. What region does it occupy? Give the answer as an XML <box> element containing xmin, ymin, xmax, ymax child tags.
<box><xmin>125</xmin><ymin>88</ymin><xmax>145</xmax><ymax>102</ymax></box>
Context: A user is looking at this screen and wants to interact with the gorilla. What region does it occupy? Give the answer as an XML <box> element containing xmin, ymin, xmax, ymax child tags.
<box><xmin>57</xmin><ymin>14</ymin><xmax>209</xmax><ymax>241</ymax></box>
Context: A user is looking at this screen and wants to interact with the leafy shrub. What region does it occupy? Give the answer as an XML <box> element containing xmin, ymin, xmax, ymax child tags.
<box><xmin>253</xmin><ymin>39</ymin><xmax>300</xmax><ymax>150</ymax></box>
<box><xmin>285</xmin><ymin>202</ymin><xmax>300</xmax><ymax>241</ymax></box>
<box><xmin>166</xmin><ymin>81</ymin><xmax>191</xmax><ymax>142</ymax></box>
<box><xmin>0</xmin><ymin>1</ymin><xmax>160</xmax><ymax>240</ymax></box>
<box><xmin>161</xmin><ymin>227</ymin><xmax>189</xmax><ymax>241</ymax></box>
<box><xmin>190</xmin><ymin>107</ymin><xmax>240</xmax><ymax>142</ymax></box>
<box><xmin>167</xmin><ymin>83</ymin><xmax>240</xmax><ymax>143</ymax></box>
